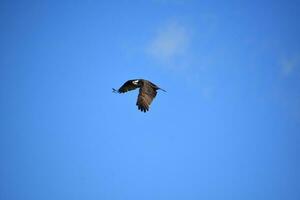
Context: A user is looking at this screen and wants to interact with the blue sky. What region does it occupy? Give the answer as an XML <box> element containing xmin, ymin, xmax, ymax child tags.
<box><xmin>1</xmin><ymin>0</ymin><xmax>300</xmax><ymax>199</ymax></box>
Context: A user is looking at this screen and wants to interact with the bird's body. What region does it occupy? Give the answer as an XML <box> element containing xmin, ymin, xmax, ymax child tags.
<box><xmin>113</xmin><ymin>79</ymin><xmax>166</xmax><ymax>112</ymax></box>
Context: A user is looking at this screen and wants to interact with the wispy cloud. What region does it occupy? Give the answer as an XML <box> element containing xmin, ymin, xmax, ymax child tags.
<box><xmin>280</xmin><ymin>54</ymin><xmax>300</xmax><ymax>76</ymax></box>
<box><xmin>146</xmin><ymin>21</ymin><xmax>191</xmax><ymax>70</ymax></box>
<box><xmin>146</xmin><ymin>20</ymin><xmax>216</xmax><ymax>100</ymax></box>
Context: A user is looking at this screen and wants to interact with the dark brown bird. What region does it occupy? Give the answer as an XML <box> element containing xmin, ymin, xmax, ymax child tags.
<box><xmin>113</xmin><ymin>79</ymin><xmax>166</xmax><ymax>112</ymax></box>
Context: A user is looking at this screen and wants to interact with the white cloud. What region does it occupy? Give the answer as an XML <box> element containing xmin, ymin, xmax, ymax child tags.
<box><xmin>146</xmin><ymin>21</ymin><xmax>190</xmax><ymax>69</ymax></box>
<box><xmin>146</xmin><ymin>20</ymin><xmax>216</xmax><ymax>100</ymax></box>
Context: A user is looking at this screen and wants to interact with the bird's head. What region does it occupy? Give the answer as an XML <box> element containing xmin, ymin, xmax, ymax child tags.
<box><xmin>132</xmin><ymin>80</ymin><xmax>139</xmax><ymax>85</ymax></box>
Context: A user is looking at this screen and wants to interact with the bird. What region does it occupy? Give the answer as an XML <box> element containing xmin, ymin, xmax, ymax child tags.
<box><xmin>113</xmin><ymin>79</ymin><xmax>166</xmax><ymax>112</ymax></box>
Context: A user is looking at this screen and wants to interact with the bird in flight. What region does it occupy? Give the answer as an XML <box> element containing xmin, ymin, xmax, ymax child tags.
<box><xmin>113</xmin><ymin>79</ymin><xmax>166</xmax><ymax>112</ymax></box>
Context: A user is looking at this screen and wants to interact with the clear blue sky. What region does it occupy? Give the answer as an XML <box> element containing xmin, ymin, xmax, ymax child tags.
<box><xmin>1</xmin><ymin>0</ymin><xmax>300</xmax><ymax>199</ymax></box>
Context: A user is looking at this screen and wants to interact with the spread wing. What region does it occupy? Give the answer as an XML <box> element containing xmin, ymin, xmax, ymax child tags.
<box><xmin>136</xmin><ymin>83</ymin><xmax>157</xmax><ymax>112</ymax></box>
<box><xmin>113</xmin><ymin>80</ymin><xmax>139</xmax><ymax>93</ymax></box>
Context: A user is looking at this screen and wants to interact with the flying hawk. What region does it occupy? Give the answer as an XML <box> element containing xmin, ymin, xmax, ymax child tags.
<box><xmin>113</xmin><ymin>79</ymin><xmax>166</xmax><ymax>112</ymax></box>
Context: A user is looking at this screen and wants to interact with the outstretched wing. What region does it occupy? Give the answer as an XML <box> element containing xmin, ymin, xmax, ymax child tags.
<box><xmin>136</xmin><ymin>83</ymin><xmax>157</xmax><ymax>112</ymax></box>
<box><xmin>113</xmin><ymin>80</ymin><xmax>139</xmax><ymax>93</ymax></box>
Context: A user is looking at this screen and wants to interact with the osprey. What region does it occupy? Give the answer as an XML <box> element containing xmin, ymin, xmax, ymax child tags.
<box><xmin>113</xmin><ymin>79</ymin><xmax>166</xmax><ymax>112</ymax></box>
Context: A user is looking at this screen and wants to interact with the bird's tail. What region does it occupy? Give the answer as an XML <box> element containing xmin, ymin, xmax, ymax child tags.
<box><xmin>159</xmin><ymin>88</ymin><xmax>167</xmax><ymax>92</ymax></box>
<box><xmin>112</xmin><ymin>88</ymin><xmax>118</xmax><ymax>93</ymax></box>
